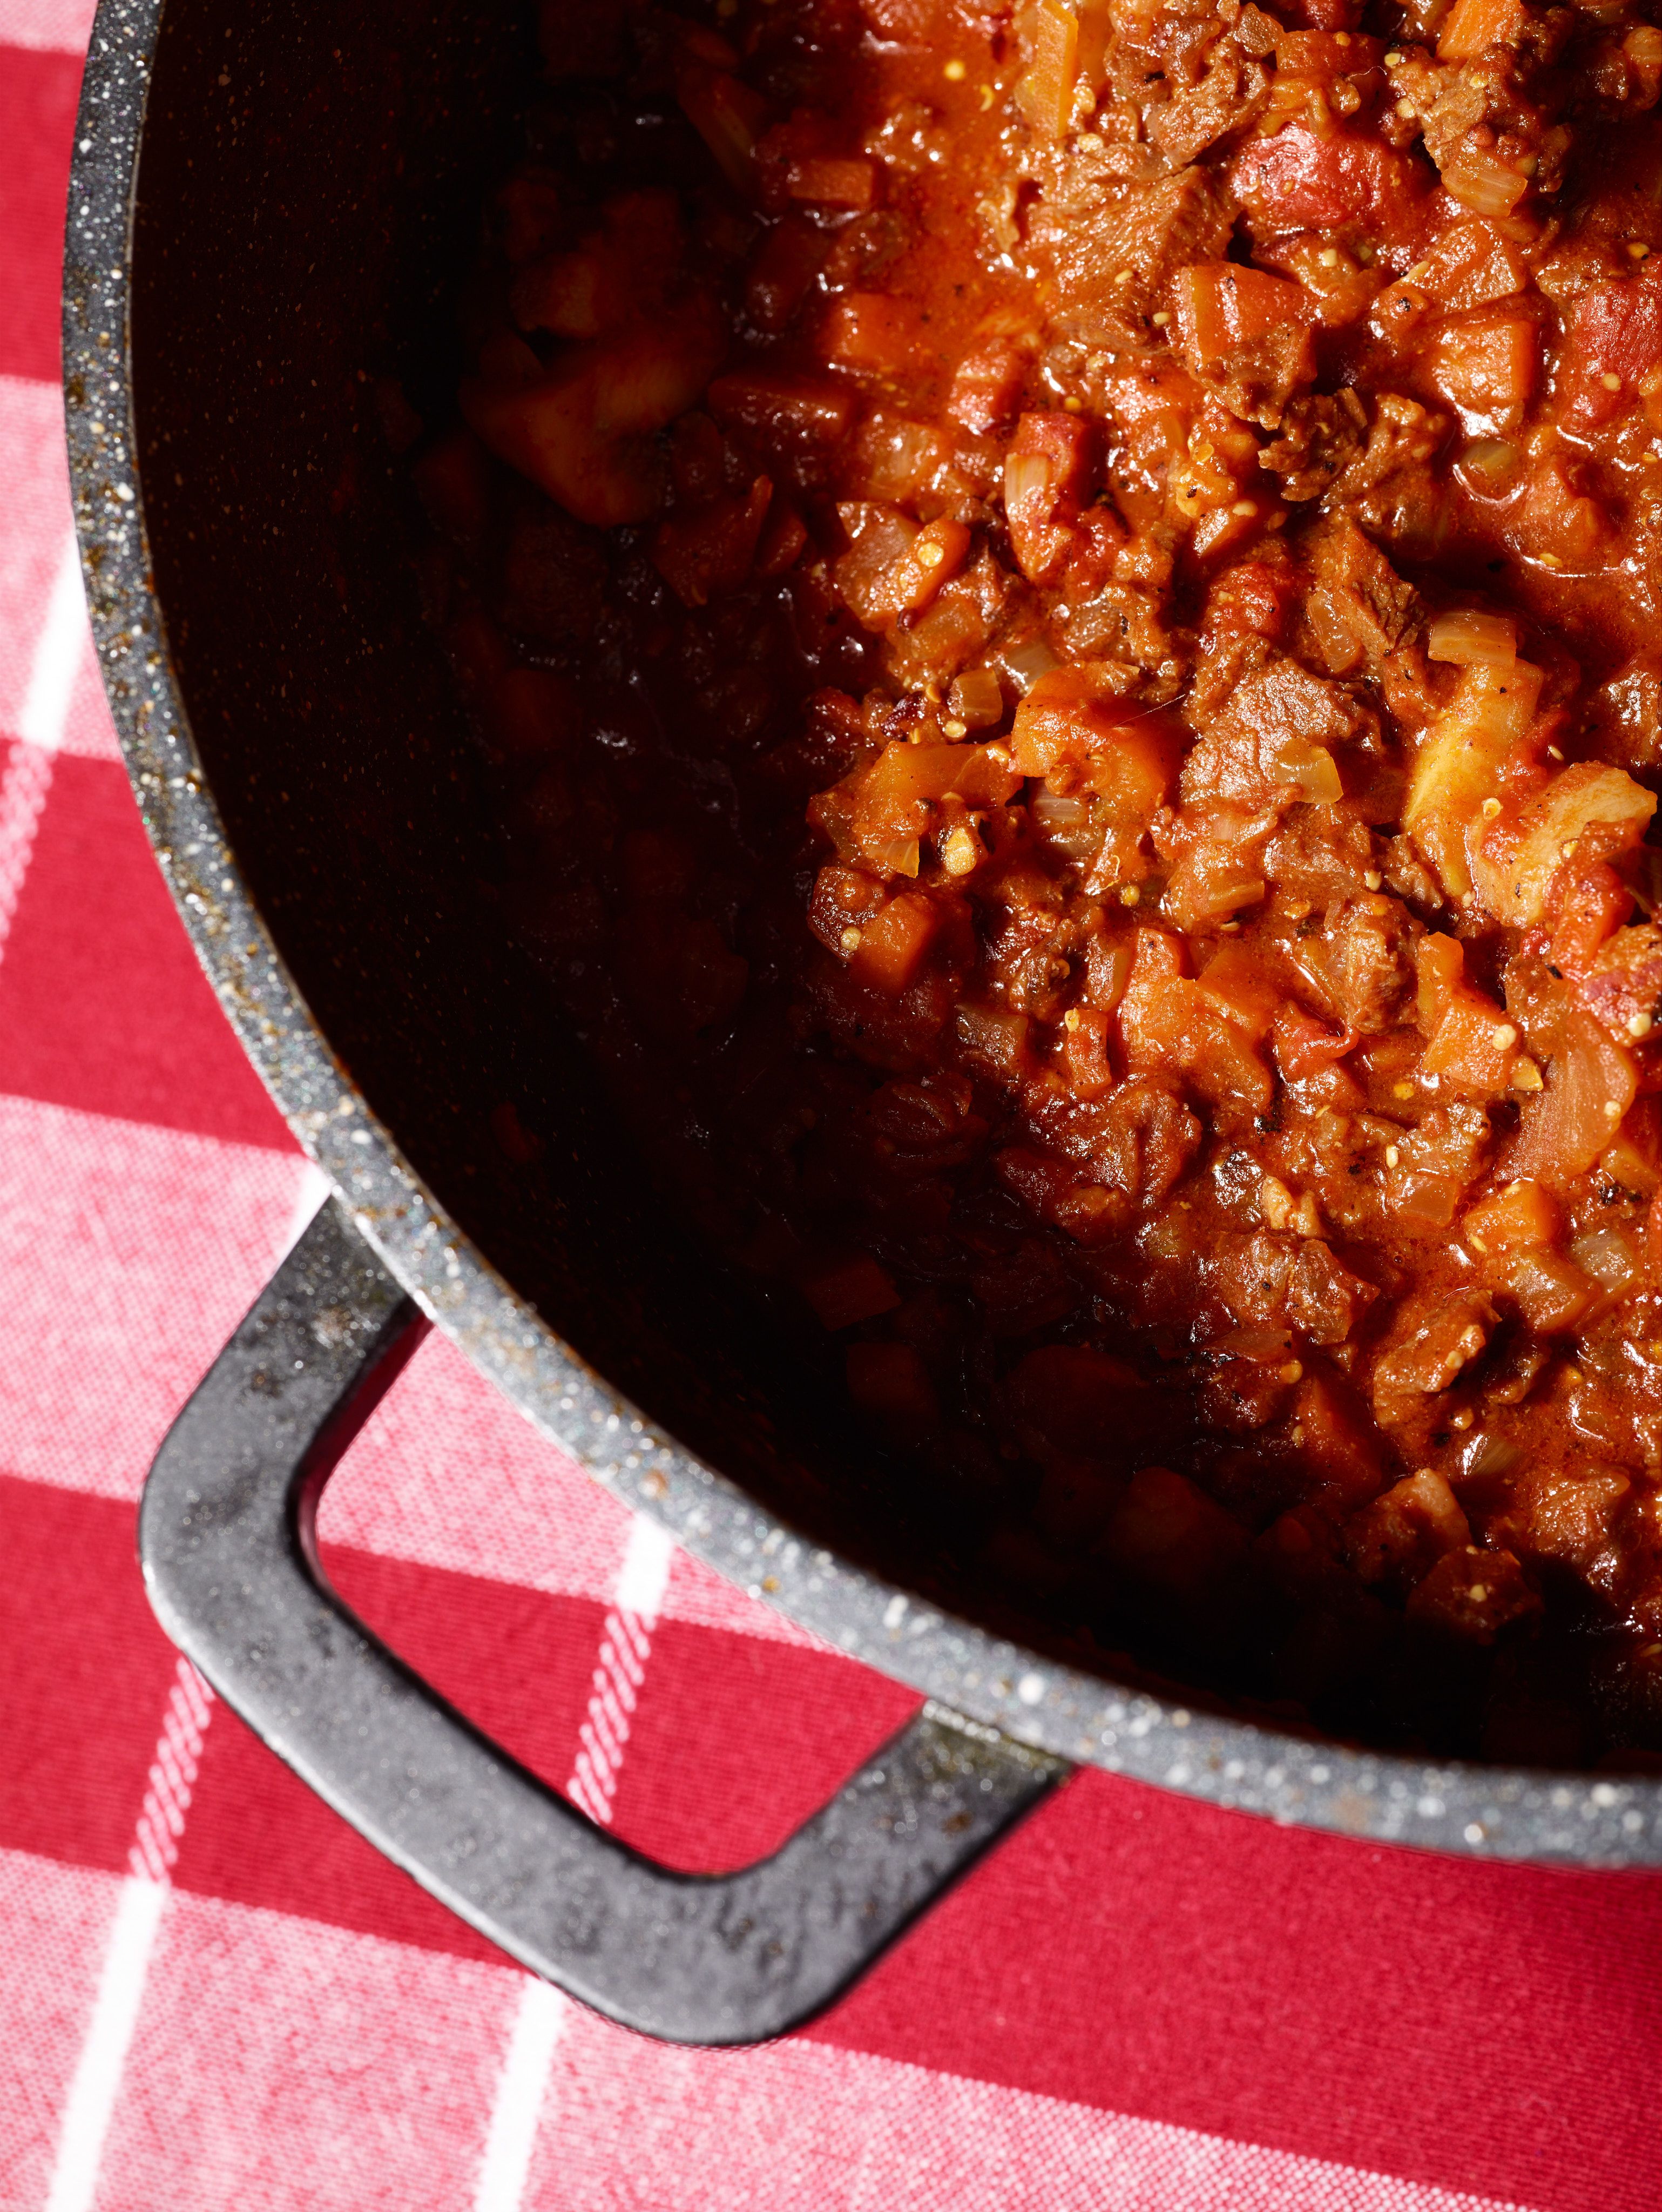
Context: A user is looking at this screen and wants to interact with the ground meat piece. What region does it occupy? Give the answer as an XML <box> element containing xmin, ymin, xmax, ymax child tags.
<box><xmin>1371</xmin><ymin>1287</ymin><xmax>1496</xmax><ymax>1421</ymax></box>
<box><xmin>1030</xmin><ymin>153</ymin><xmax>1233</xmax><ymax>344</ymax></box>
<box><xmin>1148</xmin><ymin>55</ymin><xmax>1268</xmax><ymax>172</ymax></box>
<box><xmin>1260</xmin><ymin>393</ymin><xmax>1369</xmax><ymax>505</ymax></box>
<box><xmin>1575</xmin><ymin>922</ymin><xmax>1662</xmax><ymax>1042</ymax></box>
<box><xmin>1301</xmin><ymin>515</ymin><xmax>1418</xmax><ymax>676</ymax></box>
<box><xmin>1180</xmin><ymin>646</ymin><xmax>1361</xmax><ymax>808</ymax></box>
<box><xmin>1289</xmin><ymin>893</ymin><xmax>1420</xmax><ymax>1034</ymax></box>
<box><xmin>1210</xmin><ymin>1228</ymin><xmax>1379</xmax><ymax>1344</ymax></box>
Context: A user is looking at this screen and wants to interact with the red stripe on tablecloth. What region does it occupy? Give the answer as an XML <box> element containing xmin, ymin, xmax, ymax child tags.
<box><xmin>0</xmin><ymin>1476</ymin><xmax>182</xmax><ymax>1873</ymax></box>
<box><xmin>0</xmin><ymin>752</ymin><xmax>293</xmax><ymax>1149</ymax></box>
<box><xmin>0</xmin><ymin>47</ymin><xmax>80</xmax><ymax>385</ymax></box>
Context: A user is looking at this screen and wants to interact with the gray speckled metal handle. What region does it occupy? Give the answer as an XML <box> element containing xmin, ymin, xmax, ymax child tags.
<box><xmin>137</xmin><ymin>1198</ymin><xmax>1066</xmax><ymax>2044</ymax></box>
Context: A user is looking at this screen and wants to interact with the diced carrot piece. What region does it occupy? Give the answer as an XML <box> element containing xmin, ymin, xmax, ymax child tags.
<box><xmin>1415</xmin><ymin>933</ymin><xmax>1466</xmax><ymax>1028</ymax></box>
<box><xmin>1062</xmin><ymin>1005</ymin><xmax>1116</xmax><ymax>1097</ymax></box>
<box><xmin>1423</xmin><ymin>992</ymin><xmax>1522</xmax><ymax>1098</ymax></box>
<box><xmin>864</xmin><ymin>516</ymin><xmax>972</xmax><ymax>628</ymax></box>
<box><xmin>1011</xmin><ymin>664</ymin><xmax>1168</xmax><ymax>778</ymax></box>
<box><xmin>851</xmin><ymin>890</ymin><xmax>940</xmax><ymax>993</ymax></box>
<box><xmin>1199</xmin><ymin>941</ymin><xmax>1284</xmax><ymax>1041</ymax></box>
<box><xmin>861</xmin><ymin>740</ymin><xmax>1023</xmax><ymax>810</ymax></box>
<box><xmin>801</xmin><ymin>1254</ymin><xmax>902</xmax><ymax>1329</ymax></box>
<box><xmin>1462</xmin><ymin>1178</ymin><xmax>1558</xmax><ymax>1255</ymax></box>
<box><xmin>787</xmin><ymin>157</ymin><xmax>877</xmax><ymax>211</ymax></box>
<box><xmin>707</xmin><ymin>368</ymin><xmax>856</xmax><ymax>448</ymax></box>
<box><xmin>1429</xmin><ymin>313</ymin><xmax>1535</xmax><ymax>428</ymax></box>
<box><xmin>1015</xmin><ymin>0</ymin><xmax>1080</xmax><ymax>138</ymax></box>
<box><xmin>1172</xmin><ymin>262</ymin><xmax>1315</xmax><ymax>377</ymax></box>
<box><xmin>1437</xmin><ymin>0</ymin><xmax>1524</xmax><ymax>60</ymax></box>
<box><xmin>824</xmin><ymin>293</ymin><xmax>925</xmax><ymax>374</ymax></box>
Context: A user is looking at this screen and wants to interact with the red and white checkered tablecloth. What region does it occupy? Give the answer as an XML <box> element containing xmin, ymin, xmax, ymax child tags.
<box><xmin>2</xmin><ymin>10</ymin><xmax>1660</xmax><ymax>2207</ymax></box>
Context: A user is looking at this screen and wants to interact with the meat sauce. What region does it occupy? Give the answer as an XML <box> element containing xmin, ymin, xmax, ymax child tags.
<box><xmin>409</xmin><ymin>0</ymin><xmax>1662</xmax><ymax>1757</ymax></box>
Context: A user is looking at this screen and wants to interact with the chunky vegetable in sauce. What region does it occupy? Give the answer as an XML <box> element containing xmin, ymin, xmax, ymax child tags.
<box><xmin>412</xmin><ymin>0</ymin><xmax>1662</xmax><ymax>1756</ymax></box>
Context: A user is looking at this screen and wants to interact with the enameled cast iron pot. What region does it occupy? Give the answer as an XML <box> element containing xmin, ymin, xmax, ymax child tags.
<box><xmin>63</xmin><ymin>0</ymin><xmax>1662</xmax><ymax>2049</ymax></box>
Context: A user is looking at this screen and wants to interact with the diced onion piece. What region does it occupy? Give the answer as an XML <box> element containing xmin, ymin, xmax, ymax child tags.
<box><xmin>1469</xmin><ymin>762</ymin><xmax>1657</xmax><ymax>927</ymax></box>
<box><xmin>1508</xmin><ymin>1001</ymin><xmax>1638</xmax><ymax>1181</ymax></box>
<box><xmin>1570</xmin><ymin>1226</ymin><xmax>1644</xmax><ymax>1294</ymax></box>
<box><xmin>1030</xmin><ymin>788</ymin><xmax>1102</xmax><ymax>865</ymax></box>
<box><xmin>1405</xmin><ymin>659</ymin><xmax>1544</xmax><ymax>899</ymax></box>
<box><xmin>1499</xmin><ymin>1249</ymin><xmax>1598</xmax><ymax>1333</ymax></box>
<box><xmin>1439</xmin><ymin>146</ymin><xmax>1530</xmax><ymax>220</ymax></box>
<box><xmin>1427</xmin><ymin>609</ymin><xmax>1518</xmax><ymax>667</ymax></box>
<box><xmin>948</xmin><ymin>666</ymin><xmax>1006</xmax><ymax>730</ymax></box>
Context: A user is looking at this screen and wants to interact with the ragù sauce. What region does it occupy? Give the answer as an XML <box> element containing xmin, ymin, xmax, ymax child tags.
<box><xmin>407</xmin><ymin>0</ymin><xmax>1662</xmax><ymax>1757</ymax></box>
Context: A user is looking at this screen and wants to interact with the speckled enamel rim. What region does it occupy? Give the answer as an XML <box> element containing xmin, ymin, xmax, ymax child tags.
<box><xmin>62</xmin><ymin>0</ymin><xmax>1662</xmax><ymax>1867</ymax></box>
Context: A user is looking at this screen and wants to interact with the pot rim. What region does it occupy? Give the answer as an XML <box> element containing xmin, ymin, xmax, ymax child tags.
<box><xmin>61</xmin><ymin>0</ymin><xmax>1662</xmax><ymax>1866</ymax></box>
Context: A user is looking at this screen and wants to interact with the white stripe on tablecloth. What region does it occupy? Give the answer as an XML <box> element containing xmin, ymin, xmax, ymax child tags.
<box><xmin>472</xmin><ymin>1514</ymin><xmax>675</xmax><ymax>2211</ymax></box>
<box><xmin>0</xmin><ymin>532</ymin><xmax>85</xmax><ymax>966</ymax></box>
<box><xmin>40</xmin><ymin>1875</ymin><xmax>166</xmax><ymax>2212</ymax></box>
<box><xmin>567</xmin><ymin>1513</ymin><xmax>674</xmax><ymax>1824</ymax></box>
<box><xmin>471</xmin><ymin>1980</ymin><xmax>571</xmax><ymax>2212</ymax></box>
<box><xmin>0</xmin><ymin>0</ymin><xmax>95</xmax><ymax>50</ymax></box>
<box><xmin>17</xmin><ymin>535</ymin><xmax>87</xmax><ymax>754</ymax></box>
<box><xmin>43</xmin><ymin>1657</ymin><xmax>215</xmax><ymax>2208</ymax></box>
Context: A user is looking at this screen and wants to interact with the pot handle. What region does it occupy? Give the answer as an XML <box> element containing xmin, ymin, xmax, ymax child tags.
<box><xmin>139</xmin><ymin>1197</ymin><xmax>1066</xmax><ymax>2046</ymax></box>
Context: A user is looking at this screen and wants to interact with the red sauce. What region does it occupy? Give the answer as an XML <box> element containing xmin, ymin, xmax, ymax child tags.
<box><xmin>407</xmin><ymin>0</ymin><xmax>1662</xmax><ymax>1759</ymax></box>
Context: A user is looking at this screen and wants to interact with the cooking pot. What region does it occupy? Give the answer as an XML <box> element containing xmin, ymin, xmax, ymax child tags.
<box><xmin>64</xmin><ymin>0</ymin><xmax>1662</xmax><ymax>2049</ymax></box>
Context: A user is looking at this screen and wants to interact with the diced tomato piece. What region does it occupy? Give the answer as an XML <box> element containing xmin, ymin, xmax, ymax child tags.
<box><xmin>1562</xmin><ymin>276</ymin><xmax>1662</xmax><ymax>429</ymax></box>
<box><xmin>1273</xmin><ymin>1003</ymin><xmax>1358</xmax><ymax>1083</ymax></box>
<box><xmin>1232</xmin><ymin>124</ymin><xmax>1423</xmax><ymax>241</ymax></box>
